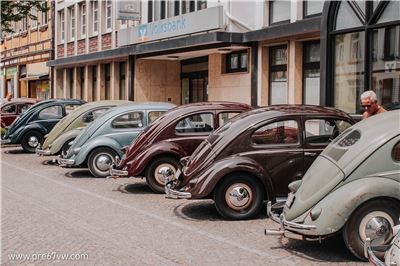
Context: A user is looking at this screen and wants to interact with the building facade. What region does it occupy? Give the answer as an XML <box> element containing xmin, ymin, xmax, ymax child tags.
<box><xmin>1</xmin><ymin>0</ymin><xmax>52</xmax><ymax>99</ymax></box>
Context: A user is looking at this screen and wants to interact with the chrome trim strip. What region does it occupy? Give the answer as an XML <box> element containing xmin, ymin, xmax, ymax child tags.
<box><xmin>165</xmin><ymin>184</ymin><xmax>191</xmax><ymax>199</ymax></box>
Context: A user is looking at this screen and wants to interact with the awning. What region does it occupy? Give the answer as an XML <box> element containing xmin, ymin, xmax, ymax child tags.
<box><xmin>19</xmin><ymin>74</ymin><xmax>49</xmax><ymax>81</ymax></box>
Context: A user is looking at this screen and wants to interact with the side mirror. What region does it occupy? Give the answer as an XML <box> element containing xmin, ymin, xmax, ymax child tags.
<box><xmin>83</xmin><ymin>113</ymin><xmax>94</xmax><ymax>123</ymax></box>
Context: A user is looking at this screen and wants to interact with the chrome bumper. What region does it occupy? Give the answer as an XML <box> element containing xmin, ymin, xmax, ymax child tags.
<box><xmin>265</xmin><ymin>201</ymin><xmax>319</xmax><ymax>241</ymax></box>
<box><xmin>109</xmin><ymin>167</ymin><xmax>129</xmax><ymax>178</ymax></box>
<box><xmin>165</xmin><ymin>183</ymin><xmax>192</xmax><ymax>199</ymax></box>
<box><xmin>364</xmin><ymin>238</ymin><xmax>387</xmax><ymax>266</ymax></box>
<box><xmin>0</xmin><ymin>138</ymin><xmax>11</xmax><ymax>144</ymax></box>
<box><xmin>58</xmin><ymin>157</ymin><xmax>75</xmax><ymax>167</ymax></box>
<box><xmin>36</xmin><ymin>148</ymin><xmax>52</xmax><ymax>156</ymax></box>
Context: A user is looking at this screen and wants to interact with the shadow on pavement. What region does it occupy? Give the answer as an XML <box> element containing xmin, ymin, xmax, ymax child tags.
<box><xmin>41</xmin><ymin>158</ymin><xmax>59</xmax><ymax>166</ymax></box>
<box><xmin>269</xmin><ymin>234</ymin><xmax>359</xmax><ymax>263</ymax></box>
<box><xmin>113</xmin><ymin>182</ymin><xmax>154</xmax><ymax>194</ymax></box>
<box><xmin>173</xmin><ymin>201</ymin><xmax>268</xmax><ymax>222</ymax></box>
<box><xmin>65</xmin><ymin>169</ymin><xmax>94</xmax><ymax>178</ymax></box>
<box><xmin>3</xmin><ymin>148</ymin><xmax>26</xmax><ymax>154</ymax></box>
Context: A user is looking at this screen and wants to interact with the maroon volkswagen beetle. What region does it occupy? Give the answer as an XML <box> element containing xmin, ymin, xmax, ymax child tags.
<box><xmin>110</xmin><ymin>101</ymin><xmax>252</xmax><ymax>193</ymax></box>
<box><xmin>1</xmin><ymin>99</ymin><xmax>37</xmax><ymax>129</ymax></box>
<box><xmin>165</xmin><ymin>105</ymin><xmax>355</xmax><ymax>220</ymax></box>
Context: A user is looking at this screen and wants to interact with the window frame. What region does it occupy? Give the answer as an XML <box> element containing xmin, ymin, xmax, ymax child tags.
<box><xmin>111</xmin><ymin>111</ymin><xmax>145</xmax><ymax>129</ymax></box>
<box><xmin>92</xmin><ymin>1</ymin><xmax>99</xmax><ymax>35</ymax></box>
<box><xmin>269</xmin><ymin>0</ymin><xmax>291</xmax><ymax>26</ymax></box>
<box><xmin>269</xmin><ymin>45</ymin><xmax>288</xmax><ymax>105</ymax></box>
<box><xmin>302</xmin><ymin>41</ymin><xmax>321</xmax><ymax>104</ymax></box>
<box><xmin>226</xmin><ymin>50</ymin><xmax>249</xmax><ymax>73</ymax></box>
<box><xmin>31</xmin><ymin>7</ymin><xmax>37</xmax><ymax>30</ymax></box>
<box><xmin>251</xmin><ymin>119</ymin><xmax>300</xmax><ymax>147</ymax></box>
<box><xmin>106</xmin><ymin>0</ymin><xmax>112</xmax><ymax>31</ymax></box>
<box><xmin>303</xmin><ymin>0</ymin><xmax>324</xmax><ymax>19</ymax></box>
<box><xmin>174</xmin><ymin>112</ymin><xmax>214</xmax><ymax>135</ymax></box>
<box><xmin>40</xmin><ymin>2</ymin><xmax>48</xmax><ymax>27</ymax></box>
<box><xmin>60</xmin><ymin>10</ymin><xmax>65</xmax><ymax>42</ymax></box>
<box><xmin>69</xmin><ymin>6</ymin><xmax>76</xmax><ymax>41</ymax></box>
<box><xmin>81</xmin><ymin>3</ymin><xmax>87</xmax><ymax>38</ymax></box>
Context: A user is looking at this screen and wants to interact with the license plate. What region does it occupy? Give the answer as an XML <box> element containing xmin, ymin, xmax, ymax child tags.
<box><xmin>286</xmin><ymin>192</ymin><xmax>295</xmax><ymax>208</ymax></box>
<box><xmin>175</xmin><ymin>169</ymin><xmax>181</xmax><ymax>180</ymax></box>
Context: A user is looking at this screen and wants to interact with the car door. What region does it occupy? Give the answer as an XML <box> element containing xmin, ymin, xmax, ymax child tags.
<box><xmin>302</xmin><ymin>116</ymin><xmax>353</xmax><ymax>171</ymax></box>
<box><xmin>173</xmin><ymin>112</ymin><xmax>215</xmax><ymax>155</ymax></box>
<box><xmin>248</xmin><ymin>118</ymin><xmax>304</xmax><ymax>198</ymax></box>
<box><xmin>110</xmin><ymin>111</ymin><xmax>145</xmax><ymax>147</ymax></box>
<box><xmin>1</xmin><ymin>103</ymin><xmax>18</xmax><ymax>127</ymax></box>
<box><xmin>36</xmin><ymin>105</ymin><xmax>64</xmax><ymax>132</ymax></box>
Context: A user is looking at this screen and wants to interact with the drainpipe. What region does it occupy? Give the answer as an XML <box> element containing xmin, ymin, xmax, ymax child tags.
<box><xmin>50</xmin><ymin>0</ymin><xmax>55</xmax><ymax>99</ymax></box>
<box><xmin>250</xmin><ymin>42</ymin><xmax>258</xmax><ymax>107</ymax></box>
<box><xmin>127</xmin><ymin>55</ymin><xmax>135</xmax><ymax>101</ymax></box>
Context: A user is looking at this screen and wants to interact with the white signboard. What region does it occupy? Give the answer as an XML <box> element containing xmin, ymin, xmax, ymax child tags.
<box><xmin>117</xmin><ymin>1</ymin><xmax>141</xmax><ymax>21</ymax></box>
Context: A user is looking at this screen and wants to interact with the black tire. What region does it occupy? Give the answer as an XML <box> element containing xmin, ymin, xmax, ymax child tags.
<box><xmin>343</xmin><ymin>199</ymin><xmax>400</xmax><ymax>261</ymax></box>
<box><xmin>214</xmin><ymin>173</ymin><xmax>264</xmax><ymax>220</ymax></box>
<box><xmin>61</xmin><ymin>139</ymin><xmax>74</xmax><ymax>157</ymax></box>
<box><xmin>145</xmin><ymin>156</ymin><xmax>180</xmax><ymax>193</ymax></box>
<box><xmin>87</xmin><ymin>147</ymin><xmax>119</xmax><ymax>178</ymax></box>
<box><xmin>21</xmin><ymin>131</ymin><xmax>44</xmax><ymax>153</ymax></box>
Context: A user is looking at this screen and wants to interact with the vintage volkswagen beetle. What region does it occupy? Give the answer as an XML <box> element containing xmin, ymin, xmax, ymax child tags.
<box><xmin>36</xmin><ymin>100</ymin><xmax>130</xmax><ymax>156</ymax></box>
<box><xmin>110</xmin><ymin>101</ymin><xmax>251</xmax><ymax>193</ymax></box>
<box><xmin>1</xmin><ymin>98</ymin><xmax>38</xmax><ymax>137</ymax></box>
<box><xmin>266</xmin><ymin>110</ymin><xmax>400</xmax><ymax>260</ymax></box>
<box><xmin>1</xmin><ymin>99</ymin><xmax>85</xmax><ymax>152</ymax></box>
<box><xmin>58</xmin><ymin>102</ymin><xmax>175</xmax><ymax>177</ymax></box>
<box><xmin>165</xmin><ymin>105</ymin><xmax>355</xmax><ymax>220</ymax></box>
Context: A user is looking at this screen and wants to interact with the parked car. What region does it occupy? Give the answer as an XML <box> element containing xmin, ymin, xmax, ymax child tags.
<box><xmin>165</xmin><ymin>105</ymin><xmax>355</xmax><ymax>220</ymax></box>
<box><xmin>365</xmin><ymin>225</ymin><xmax>400</xmax><ymax>266</ymax></box>
<box><xmin>1</xmin><ymin>98</ymin><xmax>38</xmax><ymax>137</ymax></box>
<box><xmin>36</xmin><ymin>100</ymin><xmax>130</xmax><ymax>157</ymax></box>
<box><xmin>266</xmin><ymin>110</ymin><xmax>400</xmax><ymax>260</ymax></box>
<box><xmin>1</xmin><ymin>99</ymin><xmax>85</xmax><ymax>152</ymax></box>
<box><xmin>110</xmin><ymin>101</ymin><xmax>252</xmax><ymax>193</ymax></box>
<box><xmin>58</xmin><ymin>102</ymin><xmax>175</xmax><ymax>178</ymax></box>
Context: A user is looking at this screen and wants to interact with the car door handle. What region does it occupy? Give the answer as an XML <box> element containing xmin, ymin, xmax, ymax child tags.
<box><xmin>305</xmin><ymin>152</ymin><xmax>317</xmax><ymax>156</ymax></box>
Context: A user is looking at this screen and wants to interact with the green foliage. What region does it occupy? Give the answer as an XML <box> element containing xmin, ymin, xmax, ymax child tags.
<box><xmin>1</xmin><ymin>1</ymin><xmax>49</xmax><ymax>34</ymax></box>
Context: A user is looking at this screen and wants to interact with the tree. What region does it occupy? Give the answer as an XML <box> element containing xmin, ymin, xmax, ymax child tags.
<box><xmin>1</xmin><ymin>1</ymin><xmax>49</xmax><ymax>34</ymax></box>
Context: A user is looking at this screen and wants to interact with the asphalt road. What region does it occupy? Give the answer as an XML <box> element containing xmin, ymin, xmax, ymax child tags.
<box><xmin>1</xmin><ymin>145</ymin><xmax>366</xmax><ymax>265</ymax></box>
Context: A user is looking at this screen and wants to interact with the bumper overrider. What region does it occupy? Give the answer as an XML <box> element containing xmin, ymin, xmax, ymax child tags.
<box><xmin>265</xmin><ymin>201</ymin><xmax>320</xmax><ymax>241</ymax></box>
<box><xmin>35</xmin><ymin>145</ymin><xmax>52</xmax><ymax>156</ymax></box>
<box><xmin>57</xmin><ymin>156</ymin><xmax>75</xmax><ymax>167</ymax></box>
<box><xmin>0</xmin><ymin>138</ymin><xmax>11</xmax><ymax>144</ymax></box>
<box><xmin>163</xmin><ymin>169</ymin><xmax>191</xmax><ymax>199</ymax></box>
<box><xmin>109</xmin><ymin>163</ymin><xmax>129</xmax><ymax>178</ymax></box>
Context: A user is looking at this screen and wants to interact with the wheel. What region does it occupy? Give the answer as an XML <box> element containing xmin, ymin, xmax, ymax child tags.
<box><xmin>61</xmin><ymin>139</ymin><xmax>74</xmax><ymax>157</ymax></box>
<box><xmin>87</xmin><ymin>147</ymin><xmax>119</xmax><ymax>178</ymax></box>
<box><xmin>214</xmin><ymin>173</ymin><xmax>264</xmax><ymax>220</ymax></box>
<box><xmin>21</xmin><ymin>131</ymin><xmax>44</xmax><ymax>153</ymax></box>
<box><xmin>343</xmin><ymin>199</ymin><xmax>400</xmax><ymax>261</ymax></box>
<box><xmin>145</xmin><ymin>156</ymin><xmax>179</xmax><ymax>193</ymax></box>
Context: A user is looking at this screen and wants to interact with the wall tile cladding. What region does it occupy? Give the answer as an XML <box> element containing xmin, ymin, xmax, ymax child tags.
<box><xmin>77</xmin><ymin>39</ymin><xmax>86</xmax><ymax>54</ymax></box>
<box><xmin>67</xmin><ymin>42</ymin><xmax>74</xmax><ymax>56</ymax></box>
<box><xmin>57</xmin><ymin>44</ymin><xmax>64</xmax><ymax>58</ymax></box>
<box><xmin>102</xmin><ymin>33</ymin><xmax>112</xmax><ymax>50</ymax></box>
<box><xmin>89</xmin><ymin>37</ymin><xmax>98</xmax><ymax>53</ymax></box>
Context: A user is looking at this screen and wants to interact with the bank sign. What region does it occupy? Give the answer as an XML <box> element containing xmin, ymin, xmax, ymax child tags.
<box><xmin>119</xmin><ymin>6</ymin><xmax>224</xmax><ymax>45</ymax></box>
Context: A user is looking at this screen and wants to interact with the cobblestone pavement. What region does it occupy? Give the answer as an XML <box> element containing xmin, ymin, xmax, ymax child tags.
<box><xmin>1</xmin><ymin>146</ymin><xmax>366</xmax><ymax>266</ymax></box>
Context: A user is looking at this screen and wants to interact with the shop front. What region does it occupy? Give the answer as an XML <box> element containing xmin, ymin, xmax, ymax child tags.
<box><xmin>20</xmin><ymin>62</ymin><xmax>50</xmax><ymax>100</ymax></box>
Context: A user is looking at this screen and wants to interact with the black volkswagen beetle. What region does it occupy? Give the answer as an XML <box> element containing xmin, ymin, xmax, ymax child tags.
<box><xmin>1</xmin><ymin>99</ymin><xmax>85</xmax><ymax>152</ymax></box>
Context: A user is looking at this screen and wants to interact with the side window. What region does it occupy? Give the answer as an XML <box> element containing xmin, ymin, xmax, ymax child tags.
<box><xmin>20</xmin><ymin>104</ymin><xmax>32</xmax><ymax>113</ymax></box>
<box><xmin>218</xmin><ymin>112</ymin><xmax>240</xmax><ymax>127</ymax></box>
<box><xmin>252</xmin><ymin>120</ymin><xmax>299</xmax><ymax>145</ymax></box>
<box><xmin>392</xmin><ymin>141</ymin><xmax>400</xmax><ymax>162</ymax></box>
<box><xmin>112</xmin><ymin>111</ymin><xmax>144</xmax><ymax>128</ymax></box>
<box><xmin>175</xmin><ymin>113</ymin><xmax>214</xmax><ymax>133</ymax></box>
<box><xmin>65</xmin><ymin>104</ymin><xmax>80</xmax><ymax>115</ymax></box>
<box><xmin>305</xmin><ymin>119</ymin><xmax>353</xmax><ymax>144</ymax></box>
<box><xmin>2</xmin><ymin>104</ymin><xmax>16</xmax><ymax>114</ymax></box>
<box><xmin>148</xmin><ymin>111</ymin><xmax>166</xmax><ymax>124</ymax></box>
<box><xmin>82</xmin><ymin>108</ymin><xmax>109</xmax><ymax>124</ymax></box>
<box><xmin>38</xmin><ymin>106</ymin><xmax>63</xmax><ymax>120</ymax></box>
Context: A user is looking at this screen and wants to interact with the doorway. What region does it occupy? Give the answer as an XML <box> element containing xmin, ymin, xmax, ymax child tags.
<box><xmin>181</xmin><ymin>56</ymin><xmax>208</xmax><ymax>104</ymax></box>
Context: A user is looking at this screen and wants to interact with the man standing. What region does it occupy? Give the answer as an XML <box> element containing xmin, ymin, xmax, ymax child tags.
<box><xmin>360</xmin><ymin>90</ymin><xmax>386</xmax><ymax>120</ymax></box>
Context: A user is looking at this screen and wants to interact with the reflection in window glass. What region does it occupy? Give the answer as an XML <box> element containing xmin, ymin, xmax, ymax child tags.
<box><xmin>335</xmin><ymin>1</ymin><xmax>363</xmax><ymax>31</ymax></box>
<box><xmin>334</xmin><ymin>32</ymin><xmax>365</xmax><ymax>113</ymax></box>
<box><xmin>175</xmin><ymin>113</ymin><xmax>214</xmax><ymax>133</ymax></box>
<box><xmin>148</xmin><ymin>111</ymin><xmax>165</xmax><ymax>124</ymax></box>
<box><xmin>83</xmin><ymin>108</ymin><xmax>109</xmax><ymax>124</ymax></box>
<box><xmin>252</xmin><ymin>120</ymin><xmax>298</xmax><ymax>145</ymax></box>
<box><xmin>270</xmin><ymin>0</ymin><xmax>290</xmax><ymax>24</ymax></box>
<box><xmin>65</xmin><ymin>105</ymin><xmax>79</xmax><ymax>115</ymax></box>
<box><xmin>305</xmin><ymin>119</ymin><xmax>352</xmax><ymax>144</ymax></box>
<box><xmin>38</xmin><ymin>106</ymin><xmax>63</xmax><ymax>120</ymax></box>
<box><xmin>304</xmin><ymin>0</ymin><xmax>324</xmax><ymax>17</ymax></box>
<box><xmin>3</xmin><ymin>105</ymin><xmax>16</xmax><ymax>114</ymax></box>
<box><xmin>270</xmin><ymin>46</ymin><xmax>288</xmax><ymax>104</ymax></box>
<box><xmin>303</xmin><ymin>41</ymin><xmax>320</xmax><ymax>105</ymax></box>
<box><xmin>112</xmin><ymin>112</ymin><xmax>144</xmax><ymax>128</ymax></box>
<box><xmin>20</xmin><ymin>104</ymin><xmax>32</xmax><ymax>113</ymax></box>
<box><xmin>218</xmin><ymin>112</ymin><xmax>240</xmax><ymax>126</ymax></box>
<box><xmin>377</xmin><ymin>1</ymin><xmax>400</xmax><ymax>24</ymax></box>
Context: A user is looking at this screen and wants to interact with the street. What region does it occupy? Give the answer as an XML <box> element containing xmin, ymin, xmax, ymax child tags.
<box><xmin>1</xmin><ymin>145</ymin><xmax>365</xmax><ymax>265</ymax></box>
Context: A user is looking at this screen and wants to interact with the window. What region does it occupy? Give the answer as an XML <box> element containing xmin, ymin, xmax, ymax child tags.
<box><xmin>218</xmin><ymin>112</ymin><xmax>240</xmax><ymax>126</ymax></box>
<box><xmin>41</xmin><ymin>2</ymin><xmax>48</xmax><ymax>26</ymax></box>
<box><xmin>82</xmin><ymin>108</ymin><xmax>109</xmax><ymax>124</ymax></box>
<box><xmin>148</xmin><ymin>111</ymin><xmax>166</xmax><ymax>124</ymax></box>
<box><xmin>392</xmin><ymin>141</ymin><xmax>400</xmax><ymax>162</ymax></box>
<box><xmin>112</xmin><ymin>112</ymin><xmax>144</xmax><ymax>128</ymax></box>
<box><xmin>197</xmin><ymin>0</ymin><xmax>207</xmax><ymax>11</ymax></box>
<box><xmin>60</xmin><ymin>11</ymin><xmax>65</xmax><ymax>42</ymax></box>
<box><xmin>182</xmin><ymin>0</ymin><xmax>195</xmax><ymax>14</ymax></box>
<box><xmin>2</xmin><ymin>104</ymin><xmax>16</xmax><ymax>114</ymax></box>
<box><xmin>303</xmin><ymin>41</ymin><xmax>320</xmax><ymax>105</ymax></box>
<box><xmin>304</xmin><ymin>0</ymin><xmax>324</xmax><ymax>17</ymax></box>
<box><xmin>305</xmin><ymin>119</ymin><xmax>352</xmax><ymax>144</ymax></box>
<box><xmin>167</xmin><ymin>0</ymin><xmax>180</xmax><ymax>18</ymax></box>
<box><xmin>104</xmin><ymin>64</ymin><xmax>110</xmax><ymax>100</ymax></box>
<box><xmin>269</xmin><ymin>0</ymin><xmax>290</xmax><ymax>25</ymax></box>
<box><xmin>13</xmin><ymin>20</ymin><xmax>19</xmax><ymax>35</ymax></box>
<box><xmin>81</xmin><ymin>3</ymin><xmax>86</xmax><ymax>37</ymax></box>
<box><xmin>252</xmin><ymin>120</ymin><xmax>299</xmax><ymax>145</ymax></box>
<box><xmin>120</xmin><ymin>19</ymin><xmax>127</xmax><ymax>28</ymax></box>
<box><xmin>92</xmin><ymin>66</ymin><xmax>97</xmax><ymax>100</ymax></box>
<box><xmin>175</xmin><ymin>113</ymin><xmax>214</xmax><ymax>133</ymax></box>
<box><xmin>69</xmin><ymin>6</ymin><xmax>75</xmax><ymax>40</ymax></box>
<box><xmin>20</xmin><ymin>104</ymin><xmax>32</xmax><ymax>113</ymax></box>
<box><xmin>383</xmin><ymin>27</ymin><xmax>396</xmax><ymax>60</ymax></box>
<box><xmin>148</xmin><ymin>0</ymin><xmax>153</xmax><ymax>22</ymax></box>
<box><xmin>38</xmin><ymin>106</ymin><xmax>63</xmax><ymax>120</ymax></box>
<box><xmin>226</xmin><ymin>50</ymin><xmax>248</xmax><ymax>73</ymax></box>
<box><xmin>119</xmin><ymin>62</ymin><xmax>126</xmax><ymax>99</ymax></box>
<box><xmin>350</xmin><ymin>33</ymin><xmax>362</xmax><ymax>60</ymax></box>
<box><xmin>269</xmin><ymin>46</ymin><xmax>288</xmax><ymax>104</ymax></box>
<box><xmin>79</xmin><ymin>67</ymin><xmax>84</xmax><ymax>99</ymax></box>
<box><xmin>31</xmin><ymin>7</ymin><xmax>37</xmax><ymax>29</ymax></box>
<box><xmin>92</xmin><ymin>1</ymin><xmax>98</xmax><ymax>34</ymax></box>
<box><xmin>21</xmin><ymin>16</ymin><xmax>27</xmax><ymax>32</ymax></box>
<box><xmin>106</xmin><ymin>0</ymin><xmax>112</xmax><ymax>30</ymax></box>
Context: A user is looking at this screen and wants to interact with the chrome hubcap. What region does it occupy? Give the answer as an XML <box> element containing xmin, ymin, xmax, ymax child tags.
<box><xmin>95</xmin><ymin>154</ymin><xmax>113</xmax><ymax>171</ymax></box>
<box><xmin>225</xmin><ymin>183</ymin><xmax>253</xmax><ymax>211</ymax></box>
<box><xmin>155</xmin><ymin>163</ymin><xmax>176</xmax><ymax>185</ymax></box>
<box><xmin>359</xmin><ymin>211</ymin><xmax>394</xmax><ymax>245</ymax></box>
<box><xmin>28</xmin><ymin>136</ymin><xmax>39</xmax><ymax>148</ymax></box>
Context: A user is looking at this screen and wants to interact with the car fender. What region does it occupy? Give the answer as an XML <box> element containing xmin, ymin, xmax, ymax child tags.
<box><xmin>10</xmin><ymin>123</ymin><xmax>47</xmax><ymax>144</ymax></box>
<box><xmin>302</xmin><ymin>177</ymin><xmax>400</xmax><ymax>236</ymax></box>
<box><xmin>190</xmin><ymin>156</ymin><xmax>274</xmax><ymax>200</ymax></box>
<box><xmin>73</xmin><ymin>136</ymin><xmax>122</xmax><ymax>166</ymax></box>
<box><xmin>126</xmin><ymin>141</ymin><xmax>186</xmax><ymax>176</ymax></box>
<box><xmin>50</xmin><ymin>128</ymin><xmax>83</xmax><ymax>155</ymax></box>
